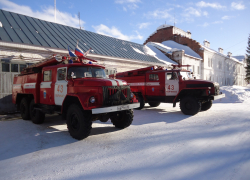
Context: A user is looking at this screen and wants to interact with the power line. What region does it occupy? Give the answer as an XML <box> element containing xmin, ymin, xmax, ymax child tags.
<box><xmin>224</xmin><ymin>39</ymin><xmax>246</xmax><ymax>50</ymax></box>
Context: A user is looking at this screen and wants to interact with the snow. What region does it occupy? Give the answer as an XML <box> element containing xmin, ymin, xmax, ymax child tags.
<box><xmin>201</xmin><ymin>45</ymin><xmax>244</xmax><ymax>64</ymax></box>
<box><xmin>131</xmin><ymin>46</ymin><xmax>145</xmax><ymax>55</ymax></box>
<box><xmin>143</xmin><ymin>44</ymin><xmax>177</xmax><ymax>65</ymax></box>
<box><xmin>1</xmin><ymin>86</ymin><xmax>250</xmax><ymax>180</ymax></box>
<box><xmin>214</xmin><ymin>85</ymin><xmax>250</xmax><ymax>103</ymax></box>
<box><xmin>162</xmin><ymin>40</ymin><xmax>202</xmax><ymax>59</ymax></box>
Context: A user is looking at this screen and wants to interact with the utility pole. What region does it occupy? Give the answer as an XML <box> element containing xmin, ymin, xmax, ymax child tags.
<box><xmin>78</xmin><ymin>12</ymin><xmax>81</xmax><ymax>29</ymax></box>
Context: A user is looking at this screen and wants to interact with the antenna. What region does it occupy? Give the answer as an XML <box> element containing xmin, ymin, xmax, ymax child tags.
<box><xmin>54</xmin><ymin>0</ymin><xmax>56</xmax><ymax>23</ymax></box>
<box><xmin>78</xmin><ymin>12</ymin><xmax>81</xmax><ymax>29</ymax></box>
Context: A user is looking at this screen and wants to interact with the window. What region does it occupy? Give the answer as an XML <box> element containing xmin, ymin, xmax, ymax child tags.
<box><xmin>67</xmin><ymin>67</ymin><xmax>106</xmax><ymax>79</ymax></box>
<box><xmin>193</xmin><ymin>65</ymin><xmax>195</xmax><ymax>73</ymax></box>
<box><xmin>57</xmin><ymin>68</ymin><xmax>67</xmax><ymax>80</ymax></box>
<box><xmin>197</xmin><ymin>66</ymin><xmax>199</xmax><ymax>74</ymax></box>
<box><xmin>44</xmin><ymin>70</ymin><xmax>52</xmax><ymax>81</ymax></box>
<box><xmin>149</xmin><ymin>74</ymin><xmax>159</xmax><ymax>81</ymax></box>
<box><xmin>19</xmin><ymin>64</ymin><xmax>27</xmax><ymax>72</ymax></box>
<box><xmin>170</xmin><ymin>72</ymin><xmax>178</xmax><ymax>80</ymax></box>
<box><xmin>218</xmin><ymin>61</ymin><xmax>222</xmax><ymax>69</ymax></box>
<box><xmin>208</xmin><ymin>58</ymin><xmax>211</xmax><ymax>67</ymax></box>
<box><xmin>2</xmin><ymin>63</ymin><xmax>10</xmax><ymax>72</ymax></box>
<box><xmin>166</xmin><ymin>73</ymin><xmax>172</xmax><ymax>80</ymax></box>
<box><xmin>11</xmin><ymin>64</ymin><xmax>18</xmax><ymax>72</ymax></box>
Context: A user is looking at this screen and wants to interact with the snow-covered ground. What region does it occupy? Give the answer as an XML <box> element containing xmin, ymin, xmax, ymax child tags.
<box><xmin>0</xmin><ymin>86</ymin><xmax>250</xmax><ymax>180</ymax></box>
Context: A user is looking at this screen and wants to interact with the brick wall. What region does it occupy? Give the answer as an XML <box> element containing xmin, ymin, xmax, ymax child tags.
<box><xmin>144</xmin><ymin>27</ymin><xmax>204</xmax><ymax>59</ymax></box>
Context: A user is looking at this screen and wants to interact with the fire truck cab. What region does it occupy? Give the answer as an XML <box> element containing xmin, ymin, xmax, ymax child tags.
<box><xmin>12</xmin><ymin>56</ymin><xmax>139</xmax><ymax>140</ymax></box>
<box><xmin>110</xmin><ymin>66</ymin><xmax>225</xmax><ymax>115</ymax></box>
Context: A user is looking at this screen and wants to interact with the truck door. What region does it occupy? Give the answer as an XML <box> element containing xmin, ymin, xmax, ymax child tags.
<box><xmin>165</xmin><ymin>72</ymin><xmax>179</xmax><ymax>96</ymax></box>
<box><xmin>146</xmin><ymin>73</ymin><xmax>160</xmax><ymax>97</ymax></box>
<box><xmin>54</xmin><ymin>67</ymin><xmax>68</xmax><ymax>105</ymax></box>
<box><xmin>40</xmin><ymin>69</ymin><xmax>54</xmax><ymax>105</ymax></box>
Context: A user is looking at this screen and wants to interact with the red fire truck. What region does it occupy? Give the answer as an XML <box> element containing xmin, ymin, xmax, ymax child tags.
<box><xmin>109</xmin><ymin>65</ymin><xmax>225</xmax><ymax>115</ymax></box>
<box><xmin>12</xmin><ymin>55</ymin><xmax>139</xmax><ymax>140</ymax></box>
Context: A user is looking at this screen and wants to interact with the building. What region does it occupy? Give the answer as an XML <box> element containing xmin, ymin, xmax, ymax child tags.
<box><xmin>144</xmin><ymin>24</ymin><xmax>247</xmax><ymax>86</ymax></box>
<box><xmin>0</xmin><ymin>9</ymin><xmax>246</xmax><ymax>113</ymax></box>
<box><xmin>0</xmin><ymin>9</ymin><xmax>175</xmax><ymax>113</ymax></box>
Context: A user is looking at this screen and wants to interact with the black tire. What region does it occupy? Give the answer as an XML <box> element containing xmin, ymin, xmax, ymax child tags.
<box><xmin>148</xmin><ymin>102</ymin><xmax>161</xmax><ymax>107</ymax></box>
<box><xmin>201</xmin><ymin>100</ymin><xmax>212</xmax><ymax>111</ymax></box>
<box><xmin>100</xmin><ymin>114</ymin><xmax>109</xmax><ymax>122</ymax></box>
<box><xmin>135</xmin><ymin>95</ymin><xmax>145</xmax><ymax>110</ymax></box>
<box><xmin>110</xmin><ymin>109</ymin><xmax>133</xmax><ymax>129</ymax></box>
<box><xmin>180</xmin><ymin>96</ymin><xmax>201</xmax><ymax>115</ymax></box>
<box><xmin>66</xmin><ymin>104</ymin><xmax>92</xmax><ymax>140</ymax></box>
<box><xmin>30</xmin><ymin>99</ymin><xmax>45</xmax><ymax>124</ymax></box>
<box><xmin>20</xmin><ymin>97</ymin><xmax>31</xmax><ymax>120</ymax></box>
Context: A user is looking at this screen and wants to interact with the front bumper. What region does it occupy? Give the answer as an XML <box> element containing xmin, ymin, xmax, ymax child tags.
<box><xmin>212</xmin><ymin>93</ymin><xmax>225</xmax><ymax>100</ymax></box>
<box><xmin>92</xmin><ymin>103</ymin><xmax>140</xmax><ymax>114</ymax></box>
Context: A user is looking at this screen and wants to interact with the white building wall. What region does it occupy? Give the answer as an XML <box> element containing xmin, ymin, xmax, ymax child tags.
<box><xmin>202</xmin><ymin>49</ymin><xmax>246</xmax><ymax>86</ymax></box>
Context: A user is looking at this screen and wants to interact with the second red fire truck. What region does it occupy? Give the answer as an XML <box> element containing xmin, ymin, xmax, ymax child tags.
<box><xmin>110</xmin><ymin>65</ymin><xmax>225</xmax><ymax>115</ymax></box>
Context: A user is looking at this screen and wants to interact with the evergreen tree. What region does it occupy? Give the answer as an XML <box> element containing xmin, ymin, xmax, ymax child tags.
<box><xmin>245</xmin><ymin>34</ymin><xmax>250</xmax><ymax>84</ymax></box>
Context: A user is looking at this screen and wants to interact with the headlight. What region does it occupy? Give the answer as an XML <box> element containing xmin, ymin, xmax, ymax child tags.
<box><xmin>89</xmin><ymin>97</ymin><xmax>95</xmax><ymax>103</ymax></box>
<box><xmin>130</xmin><ymin>93</ymin><xmax>134</xmax><ymax>99</ymax></box>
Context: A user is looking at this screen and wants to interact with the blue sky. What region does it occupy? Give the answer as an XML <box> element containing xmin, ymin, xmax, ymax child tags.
<box><xmin>0</xmin><ymin>0</ymin><xmax>249</xmax><ymax>56</ymax></box>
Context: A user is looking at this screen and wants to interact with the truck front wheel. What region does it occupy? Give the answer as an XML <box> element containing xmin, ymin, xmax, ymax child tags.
<box><xmin>148</xmin><ymin>102</ymin><xmax>161</xmax><ymax>107</ymax></box>
<box><xmin>201</xmin><ymin>100</ymin><xmax>212</xmax><ymax>111</ymax></box>
<box><xmin>66</xmin><ymin>104</ymin><xmax>92</xmax><ymax>140</ymax></box>
<box><xmin>110</xmin><ymin>109</ymin><xmax>133</xmax><ymax>129</ymax></box>
<box><xmin>20</xmin><ymin>97</ymin><xmax>31</xmax><ymax>120</ymax></box>
<box><xmin>180</xmin><ymin>96</ymin><xmax>201</xmax><ymax>115</ymax></box>
<box><xmin>135</xmin><ymin>96</ymin><xmax>145</xmax><ymax>110</ymax></box>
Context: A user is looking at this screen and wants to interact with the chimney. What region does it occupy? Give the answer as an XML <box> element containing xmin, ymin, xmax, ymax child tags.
<box><xmin>227</xmin><ymin>52</ymin><xmax>232</xmax><ymax>58</ymax></box>
<box><xmin>186</xmin><ymin>30</ymin><xmax>191</xmax><ymax>38</ymax></box>
<box><xmin>203</xmin><ymin>40</ymin><xmax>210</xmax><ymax>48</ymax></box>
<box><xmin>218</xmin><ymin>47</ymin><xmax>223</xmax><ymax>54</ymax></box>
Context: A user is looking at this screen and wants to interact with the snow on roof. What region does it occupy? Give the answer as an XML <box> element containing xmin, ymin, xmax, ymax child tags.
<box><xmin>131</xmin><ymin>46</ymin><xmax>145</xmax><ymax>55</ymax></box>
<box><xmin>233</xmin><ymin>55</ymin><xmax>246</xmax><ymax>62</ymax></box>
<box><xmin>143</xmin><ymin>44</ymin><xmax>177</xmax><ymax>65</ymax></box>
<box><xmin>201</xmin><ymin>45</ymin><xmax>244</xmax><ymax>64</ymax></box>
<box><xmin>161</xmin><ymin>40</ymin><xmax>202</xmax><ymax>59</ymax></box>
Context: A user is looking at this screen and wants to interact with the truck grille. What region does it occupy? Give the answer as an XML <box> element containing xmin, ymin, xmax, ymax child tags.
<box><xmin>103</xmin><ymin>86</ymin><xmax>131</xmax><ymax>106</ymax></box>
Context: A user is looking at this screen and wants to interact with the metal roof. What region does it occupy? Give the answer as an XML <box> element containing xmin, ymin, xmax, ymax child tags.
<box><xmin>0</xmin><ymin>9</ymin><xmax>164</xmax><ymax>64</ymax></box>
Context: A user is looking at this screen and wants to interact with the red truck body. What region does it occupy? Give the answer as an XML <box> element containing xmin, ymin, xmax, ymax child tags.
<box><xmin>12</xmin><ymin>56</ymin><xmax>139</xmax><ymax>140</ymax></box>
<box><xmin>110</xmin><ymin>66</ymin><xmax>225</xmax><ymax>115</ymax></box>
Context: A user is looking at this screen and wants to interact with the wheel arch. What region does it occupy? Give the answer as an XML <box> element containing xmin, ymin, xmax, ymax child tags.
<box><xmin>16</xmin><ymin>94</ymin><xmax>34</xmax><ymax>109</ymax></box>
<box><xmin>174</xmin><ymin>89</ymin><xmax>206</xmax><ymax>103</ymax></box>
<box><xmin>62</xmin><ymin>95</ymin><xmax>83</xmax><ymax>119</ymax></box>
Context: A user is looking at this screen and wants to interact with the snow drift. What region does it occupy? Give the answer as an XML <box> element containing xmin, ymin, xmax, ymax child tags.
<box><xmin>214</xmin><ymin>85</ymin><xmax>250</xmax><ymax>103</ymax></box>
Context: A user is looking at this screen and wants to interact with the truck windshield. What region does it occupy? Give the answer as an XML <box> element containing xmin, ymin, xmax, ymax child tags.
<box><xmin>68</xmin><ymin>67</ymin><xmax>106</xmax><ymax>79</ymax></box>
<box><xmin>180</xmin><ymin>71</ymin><xmax>192</xmax><ymax>80</ymax></box>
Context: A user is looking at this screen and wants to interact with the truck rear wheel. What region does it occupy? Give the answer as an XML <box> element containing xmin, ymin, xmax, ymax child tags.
<box><xmin>180</xmin><ymin>96</ymin><xmax>201</xmax><ymax>115</ymax></box>
<box><xmin>201</xmin><ymin>100</ymin><xmax>212</xmax><ymax>111</ymax></box>
<box><xmin>66</xmin><ymin>104</ymin><xmax>92</xmax><ymax>140</ymax></box>
<box><xmin>110</xmin><ymin>109</ymin><xmax>133</xmax><ymax>129</ymax></box>
<box><xmin>135</xmin><ymin>96</ymin><xmax>145</xmax><ymax>110</ymax></box>
<box><xmin>148</xmin><ymin>102</ymin><xmax>161</xmax><ymax>107</ymax></box>
<box><xmin>30</xmin><ymin>99</ymin><xmax>45</xmax><ymax>124</ymax></box>
<box><xmin>20</xmin><ymin>97</ymin><xmax>31</xmax><ymax>120</ymax></box>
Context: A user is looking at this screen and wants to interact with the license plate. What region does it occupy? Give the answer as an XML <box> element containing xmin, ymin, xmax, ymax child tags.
<box><xmin>117</xmin><ymin>105</ymin><xmax>129</xmax><ymax>111</ymax></box>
